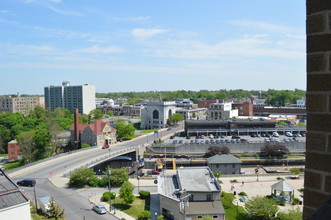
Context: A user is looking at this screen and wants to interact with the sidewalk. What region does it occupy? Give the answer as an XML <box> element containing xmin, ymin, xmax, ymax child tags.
<box><xmin>89</xmin><ymin>194</ymin><xmax>135</xmax><ymax>220</ymax></box>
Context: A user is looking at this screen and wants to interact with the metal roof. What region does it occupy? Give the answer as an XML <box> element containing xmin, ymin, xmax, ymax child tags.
<box><xmin>177</xmin><ymin>167</ymin><xmax>220</xmax><ymax>192</ymax></box>
<box><xmin>185</xmin><ymin>200</ymin><xmax>225</xmax><ymax>215</ymax></box>
<box><xmin>0</xmin><ymin>170</ymin><xmax>29</xmax><ymax>210</ymax></box>
<box><xmin>271</xmin><ymin>180</ymin><xmax>295</xmax><ymax>192</ymax></box>
<box><xmin>206</xmin><ymin>154</ymin><xmax>242</xmax><ymax>164</ymax></box>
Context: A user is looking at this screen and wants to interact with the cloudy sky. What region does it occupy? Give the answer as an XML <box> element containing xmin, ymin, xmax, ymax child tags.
<box><xmin>0</xmin><ymin>0</ymin><xmax>306</xmax><ymax>94</ymax></box>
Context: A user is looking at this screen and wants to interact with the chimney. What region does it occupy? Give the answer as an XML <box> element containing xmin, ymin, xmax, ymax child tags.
<box><xmin>74</xmin><ymin>109</ymin><xmax>80</xmax><ymax>149</ymax></box>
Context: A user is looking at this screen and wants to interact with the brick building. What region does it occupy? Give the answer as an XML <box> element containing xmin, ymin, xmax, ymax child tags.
<box><xmin>7</xmin><ymin>140</ymin><xmax>21</xmax><ymax>161</ymax></box>
<box><xmin>197</xmin><ymin>99</ymin><xmax>218</xmax><ymax>108</ymax></box>
<box><xmin>303</xmin><ymin>1</ymin><xmax>331</xmax><ymax>219</ymax></box>
<box><xmin>232</xmin><ymin>102</ymin><xmax>253</xmax><ymax>116</ymax></box>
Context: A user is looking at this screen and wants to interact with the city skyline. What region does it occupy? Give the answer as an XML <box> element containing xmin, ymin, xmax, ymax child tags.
<box><xmin>0</xmin><ymin>1</ymin><xmax>306</xmax><ymax>94</ymax></box>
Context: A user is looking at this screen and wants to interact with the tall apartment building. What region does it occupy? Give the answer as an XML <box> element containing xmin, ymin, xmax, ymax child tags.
<box><xmin>0</xmin><ymin>95</ymin><xmax>44</xmax><ymax>115</ymax></box>
<box><xmin>44</xmin><ymin>81</ymin><xmax>95</xmax><ymax>114</ymax></box>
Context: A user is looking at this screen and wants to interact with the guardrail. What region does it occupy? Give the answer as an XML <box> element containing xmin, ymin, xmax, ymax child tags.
<box><xmin>7</xmin><ymin>145</ymin><xmax>99</xmax><ymax>174</ymax></box>
<box><xmin>62</xmin><ymin>146</ymin><xmax>140</xmax><ymax>177</ymax></box>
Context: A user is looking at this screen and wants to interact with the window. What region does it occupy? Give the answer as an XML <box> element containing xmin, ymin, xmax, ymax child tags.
<box><xmin>233</xmin><ymin>164</ymin><xmax>235</xmax><ymax>168</ymax></box>
<box><xmin>207</xmin><ymin>194</ymin><xmax>211</xmax><ymax>201</ymax></box>
<box><xmin>216</xmin><ymin>164</ymin><xmax>219</xmax><ymax>168</ymax></box>
<box><xmin>197</xmin><ymin>216</ymin><xmax>203</xmax><ymax>218</ymax></box>
<box><xmin>213</xmin><ymin>216</ymin><xmax>218</xmax><ymax>218</ymax></box>
<box><xmin>153</xmin><ymin>110</ymin><xmax>159</xmax><ymax>119</ymax></box>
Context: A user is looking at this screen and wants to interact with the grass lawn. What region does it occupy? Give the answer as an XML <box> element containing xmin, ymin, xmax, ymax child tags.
<box><xmin>112</xmin><ymin>196</ymin><xmax>146</xmax><ymax>219</ymax></box>
<box><xmin>3</xmin><ymin>160</ymin><xmax>22</xmax><ymax>171</ymax></box>
<box><xmin>140</xmin><ymin>129</ymin><xmax>159</xmax><ymax>133</ymax></box>
<box><xmin>222</xmin><ymin>192</ymin><xmax>247</xmax><ymax>220</ymax></box>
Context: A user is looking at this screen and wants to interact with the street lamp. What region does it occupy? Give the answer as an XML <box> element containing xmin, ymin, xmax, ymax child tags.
<box><xmin>137</xmin><ymin>176</ymin><xmax>140</xmax><ymax>193</ymax></box>
<box><xmin>107</xmin><ymin>167</ymin><xmax>111</xmax><ymax>213</ymax></box>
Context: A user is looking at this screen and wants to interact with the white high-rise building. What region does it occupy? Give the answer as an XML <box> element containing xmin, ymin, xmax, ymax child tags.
<box><xmin>44</xmin><ymin>81</ymin><xmax>95</xmax><ymax>114</ymax></box>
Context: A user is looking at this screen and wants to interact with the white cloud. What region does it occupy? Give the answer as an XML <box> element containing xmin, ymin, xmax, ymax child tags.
<box><xmin>72</xmin><ymin>45</ymin><xmax>124</xmax><ymax>54</ymax></box>
<box><xmin>47</xmin><ymin>5</ymin><xmax>84</xmax><ymax>16</ymax></box>
<box><xmin>132</xmin><ymin>28</ymin><xmax>167</xmax><ymax>40</ymax></box>
<box><xmin>230</xmin><ymin>20</ymin><xmax>300</xmax><ymax>34</ymax></box>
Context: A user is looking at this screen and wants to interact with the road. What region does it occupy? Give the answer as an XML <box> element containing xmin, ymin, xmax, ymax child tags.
<box><xmin>9</xmin><ymin>125</ymin><xmax>183</xmax><ymax>220</ymax></box>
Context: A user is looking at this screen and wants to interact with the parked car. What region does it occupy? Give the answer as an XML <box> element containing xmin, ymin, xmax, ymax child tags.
<box><xmin>285</xmin><ymin>132</ymin><xmax>293</xmax><ymax>137</ymax></box>
<box><xmin>178</xmin><ymin>140</ymin><xmax>183</xmax><ymax>144</ymax></box>
<box><xmin>231</xmin><ymin>139</ymin><xmax>236</xmax><ymax>143</ymax></box>
<box><xmin>190</xmin><ymin>140</ymin><xmax>194</xmax><ymax>144</ymax></box>
<box><xmin>92</xmin><ymin>205</ymin><xmax>107</xmax><ymax>215</ymax></box>
<box><xmin>167</xmin><ymin>128</ymin><xmax>171</xmax><ymax>131</ymax></box>
<box><xmin>17</xmin><ymin>179</ymin><xmax>36</xmax><ymax>187</ymax></box>
<box><xmin>172</xmin><ymin>140</ymin><xmax>178</xmax><ymax>144</ymax></box>
<box><xmin>272</xmin><ymin>132</ymin><xmax>279</xmax><ymax>137</ymax></box>
<box><xmin>240</xmin><ymin>139</ymin><xmax>248</xmax><ymax>143</ymax></box>
<box><xmin>102</xmin><ymin>145</ymin><xmax>110</xmax><ymax>149</ymax></box>
<box><xmin>151</xmin><ymin>170</ymin><xmax>161</xmax><ymax>175</ymax></box>
<box><xmin>250</xmin><ymin>134</ymin><xmax>257</xmax><ymax>138</ymax></box>
<box><xmin>210</xmin><ymin>139</ymin><xmax>215</xmax><ymax>144</ymax></box>
<box><xmin>225</xmin><ymin>139</ymin><xmax>231</xmax><ymax>143</ymax></box>
<box><xmin>195</xmin><ymin>140</ymin><xmax>199</xmax><ymax>144</ymax></box>
<box><xmin>205</xmin><ymin>140</ymin><xmax>210</xmax><ymax>144</ymax></box>
<box><xmin>220</xmin><ymin>135</ymin><xmax>225</xmax><ymax>138</ymax></box>
<box><xmin>236</xmin><ymin>139</ymin><xmax>241</xmax><ymax>143</ymax></box>
<box><xmin>216</xmin><ymin>140</ymin><xmax>220</xmax><ymax>144</ymax></box>
<box><xmin>200</xmin><ymin>140</ymin><xmax>205</xmax><ymax>144</ymax></box>
<box><xmin>220</xmin><ymin>139</ymin><xmax>225</xmax><ymax>143</ymax></box>
<box><xmin>186</xmin><ymin>136</ymin><xmax>191</xmax><ymax>139</ymax></box>
<box><xmin>264</xmin><ymin>138</ymin><xmax>270</xmax><ymax>143</ymax></box>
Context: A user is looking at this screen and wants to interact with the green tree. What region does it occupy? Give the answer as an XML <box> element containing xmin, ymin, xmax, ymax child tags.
<box><xmin>69</xmin><ymin>168</ymin><xmax>95</xmax><ymax>187</ymax></box>
<box><xmin>168</xmin><ymin>113</ymin><xmax>184</xmax><ymax>124</ymax></box>
<box><xmin>119</xmin><ymin>181</ymin><xmax>135</xmax><ymax>204</ymax></box>
<box><xmin>106</xmin><ymin>110</ymin><xmax>114</xmax><ymax>117</ymax></box>
<box><xmin>79</xmin><ymin>114</ymin><xmax>89</xmax><ymax>124</ymax></box>
<box><xmin>213</xmin><ymin>171</ymin><xmax>222</xmax><ymax>181</ymax></box>
<box><xmin>192</xmin><ymin>112</ymin><xmax>196</xmax><ymax>119</ymax></box>
<box><xmin>47</xmin><ymin>197</ymin><xmax>65</xmax><ymax>220</ymax></box>
<box><xmin>105</xmin><ymin>168</ymin><xmax>129</xmax><ymax>187</ymax></box>
<box><xmin>245</xmin><ymin>196</ymin><xmax>278</xmax><ymax>220</ymax></box>
<box><xmin>138</xmin><ymin>210</ymin><xmax>150</xmax><ymax>220</ymax></box>
<box><xmin>277</xmin><ymin>207</ymin><xmax>302</xmax><ymax>220</ymax></box>
<box><xmin>16</xmin><ymin>130</ymin><xmax>37</xmax><ymax>163</ymax></box>
<box><xmin>89</xmin><ymin>109</ymin><xmax>103</xmax><ymax>120</ymax></box>
<box><xmin>116</xmin><ymin>120</ymin><xmax>135</xmax><ymax>140</ymax></box>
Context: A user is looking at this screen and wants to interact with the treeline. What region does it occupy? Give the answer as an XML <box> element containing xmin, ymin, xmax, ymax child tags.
<box><xmin>96</xmin><ymin>89</ymin><xmax>305</xmax><ymax>106</ymax></box>
<box><xmin>0</xmin><ymin>107</ymin><xmax>73</xmax><ymax>162</ymax></box>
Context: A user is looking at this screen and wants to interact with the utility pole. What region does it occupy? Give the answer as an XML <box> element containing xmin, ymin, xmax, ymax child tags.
<box><xmin>33</xmin><ymin>186</ymin><xmax>38</xmax><ymax>212</ymax></box>
<box><xmin>180</xmin><ymin>190</ymin><xmax>190</xmax><ymax>220</ymax></box>
<box><xmin>108</xmin><ymin>166</ymin><xmax>111</xmax><ymax>213</ymax></box>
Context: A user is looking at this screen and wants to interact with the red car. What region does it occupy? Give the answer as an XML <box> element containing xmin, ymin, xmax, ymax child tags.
<box><xmin>102</xmin><ymin>145</ymin><xmax>109</xmax><ymax>149</ymax></box>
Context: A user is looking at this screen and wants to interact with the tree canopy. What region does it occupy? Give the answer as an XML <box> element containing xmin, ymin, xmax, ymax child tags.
<box><xmin>245</xmin><ymin>196</ymin><xmax>279</xmax><ymax>220</ymax></box>
<box><xmin>116</xmin><ymin>120</ymin><xmax>135</xmax><ymax>140</ymax></box>
<box><xmin>119</xmin><ymin>181</ymin><xmax>135</xmax><ymax>204</ymax></box>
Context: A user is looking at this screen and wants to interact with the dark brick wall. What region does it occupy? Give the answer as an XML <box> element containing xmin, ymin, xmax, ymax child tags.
<box><xmin>304</xmin><ymin>0</ymin><xmax>331</xmax><ymax>218</ymax></box>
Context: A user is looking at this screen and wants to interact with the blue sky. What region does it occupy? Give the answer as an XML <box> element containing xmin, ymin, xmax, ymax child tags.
<box><xmin>0</xmin><ymin>0</ymin><xmax>306</xmax><ymax>95</ymax></box>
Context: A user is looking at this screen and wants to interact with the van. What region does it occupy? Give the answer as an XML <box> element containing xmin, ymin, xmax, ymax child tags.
<box><xmin>17</xmin><ymin>179</ymin><xmax>36</xmax><ymax>187</ymax></box>
<box><xmin>39</xmin><ymin>196</ymin><xmax>51</xmax><ymax>213</ymax></box>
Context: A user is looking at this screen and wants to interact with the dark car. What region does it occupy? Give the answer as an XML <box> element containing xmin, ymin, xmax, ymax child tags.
<box><xmin>17</xmin><ymin>179</ymin><xmax>36</xmax><ymax>187</ymax></box>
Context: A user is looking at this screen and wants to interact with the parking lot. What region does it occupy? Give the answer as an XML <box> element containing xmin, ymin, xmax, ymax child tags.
<box><xmin>167</xmin><ymin>133</ymin><xmax>306</xmax><ymax>145</ymax></box>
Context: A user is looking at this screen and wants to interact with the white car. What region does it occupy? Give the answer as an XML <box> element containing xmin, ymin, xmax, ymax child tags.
<box><xmin>92</xmin><ymin>205</ymin><xmax>107</xmax><ymax>215</ymax></box>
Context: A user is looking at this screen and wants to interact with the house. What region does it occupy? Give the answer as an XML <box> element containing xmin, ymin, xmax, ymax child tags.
<box><xmin>158</xmin><ymin>167</ymin><xmax>225</xmax><ymax>220</ymax></box>
<box><xmin>7</xmin><ymin>140</ymin><xmax>21</xmax><ymax>161</ymax></box>
<box><xmin>70</xmin><ymin>119</ymin><xmax>117</xmax><ymax>148</ymax></box>
<box><xmin>207</xmin><ymin>154</ymin><xmax>242</xmax><ymax>174</ymax></box>
<box><xmin>0</xmin><ymin>169</ymin><xmax>31</xmax><ymax>220</ymax></box>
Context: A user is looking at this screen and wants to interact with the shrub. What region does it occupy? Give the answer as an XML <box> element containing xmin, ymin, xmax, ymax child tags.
<box><xmin>69</xmin><ymin>168</ymin><xmax>95</xmax><ymax>187</ymax></box>
<box><xmin>276</xmin><ymin>177</ymin><xmax>284</xmax><ymax>180</ymax></box>
<box><xmin>218</xmin><ymin>180</ymin><xmax>223</xmax><ymax>184</ymax></box>
<box><xmin>138</xmin><ymin>210</ymin><xmax>151</xmax><ymax>220</ymax></box>
<box><xmin>98</xmin><ymin>178</ymin><xmax>108</xmax><ymax>187</ymax></box>
<box><xmin>139</xmin><ymin>190</ymin><xmax>150</xmax><ymax>199</ymax></box>
<box><xmin>101</xmin><ymin>192</ymin><xmax>116</xmax><ymax>202</ymax></box>
<box><xmin>260</xmin><ymin>144</ymin><xmax>289</xmax><ymax>157</ymax></box>
<box><xmin>278</xmin><ymin>201</ymin><xmax>285</xmax><ymax>206</ymax></box>
<box><xmin>292</xmin><ymin>198</ymin><xmax>300</xmax><ymax>205</ymax></box>
<box><xmin>88</xmin><ymin>177</ymin><xmax>100</xmax><ymax>187</ymax></box>
<box><xmin>81</xmin><ymin>143</ymin><xmax>91</xmax><ymax>148</ymax></box>
<box><xmin>238</xmin><ymin>192</ymin><xmax>247</xmax><ymax>196</ymax></box>
<box><xmin>230</xmin><ymin>179</ymin><xmax>238</xmax><ymax>183</ymax></box>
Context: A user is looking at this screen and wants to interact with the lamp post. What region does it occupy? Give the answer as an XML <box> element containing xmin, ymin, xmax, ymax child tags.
<box><xmin>137</xmin><ymin>176</ymin><xmax>140</xmax><ymax>193</ymax></box>
<box><xmin>180</xmin><ymin>190</ymin><xmax>190</xmax><ymax>220</ymax></box>
<box><xmin>107</xmin><ymin>167</ymin><xmax>111</xmax><ymax>213</ymax></box>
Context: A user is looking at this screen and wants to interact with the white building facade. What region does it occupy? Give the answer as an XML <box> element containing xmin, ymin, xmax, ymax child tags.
<box><xmin>141</xmin><ymin>101</ymin><xmax>177</xmax><ymax>129</ymax></box>
<box><xmin>208</xmin><ymin>103</ymin><xmax>238</xmax><ymax>120</ymax></box>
